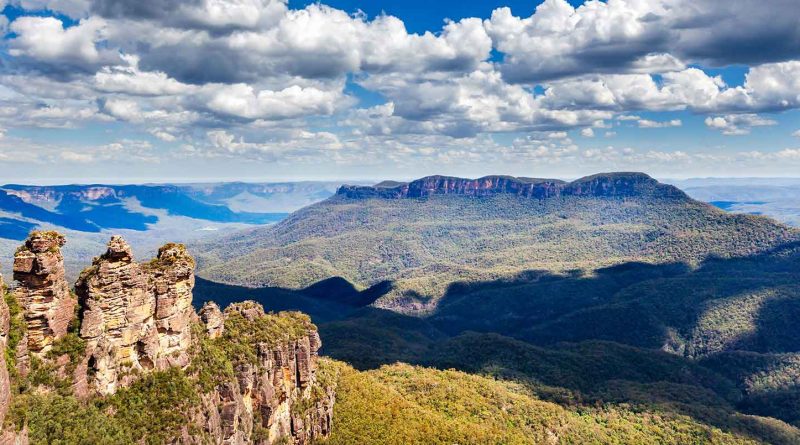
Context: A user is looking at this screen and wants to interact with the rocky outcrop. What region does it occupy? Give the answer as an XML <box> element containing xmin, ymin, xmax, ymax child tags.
<box><xmin>1</xmin><ymin>272</ymin><xmax>28</xmax><ymax>445</ymax></box>
<box><xmin>337</xmin><ymin>172</ymin><xmax>687</xmax><ymax>201</ymax></box>
<box><xmin>0</xmin><ymin>271</ymin><xmax>10</xmax><ymax>427</ymax></box>
<box><xmin>3</xmin><ymin>233</ymin><xmax>335</xmax><ymax>444</ymax></box>
<box><xmin>12</xmin><ymin>231</ymin><xmax>75</xmax><ymax>357</ymax></box>
<box><xmin>193</xmin><ymin>302</ymin><xmax>334</xmax><ymax>445</ymax></box>
<box><xmin>76</xmin><ymin>236</ymin><xmax>195</xmax><ymax>395</ymax></box>
<box><xmin>200</xmin><ymin>301</ymin><xmax>224</xmax><ymax>339</ymax></box>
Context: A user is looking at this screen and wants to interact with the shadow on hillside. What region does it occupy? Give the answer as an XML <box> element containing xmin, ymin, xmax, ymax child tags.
<box><xmin>193</xmin><ymin>276</ymin><xmax>391</xmax><ymax>323</ymax></box>
<box><xmin>194</xmin><ymin>241</ymin><xmax>800</xmax><ymax>442</ymax></box>
<box><xmin>194</xmin><ymin>240</ymin><xmax>800</xmax><ymax>362</ymax></box>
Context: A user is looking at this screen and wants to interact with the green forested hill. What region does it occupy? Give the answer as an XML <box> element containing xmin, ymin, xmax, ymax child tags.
<box><xmin>320</xmin><ymin>360</ymin><xmax>800</xmax><ymax>445</ymax></box>
<box><xmin>192</xmin><ymin>173</ymin><xmax>800</xmax><ymax>444</ymax></box>
<box><xmin>195</xmin><ymin>173</ymin><xmax>798</xmax><ymax>314</ymax></box>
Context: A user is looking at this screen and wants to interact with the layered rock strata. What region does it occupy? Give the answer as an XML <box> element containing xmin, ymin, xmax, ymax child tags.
<box><xmin>11</xmin><ymin>231</ymin><xmax>75</xmax><ymax>356</ymax></box>
<box><xmin>337</xmin><ymin>172</ymin><xmax>687</xmax><ymax>200</ymax></box>
<box><xmin>1</xmin><ymin>271</ymin><xmax>29</xmax><ymax>445</ymax></box>
<box><xmin>195</xmin><ymin>302</ymin><xmax>334</xmax><ymax>445</ymax></box>
<box><xmin>0</xmin><ymin>271</ymin><xmax>9</xmax><ymax>426</ymax></box>
<box><xmin>75</xmin><ymin>236</ymin><xmax>195</xmax><ymax>395</ymax></box>
<box><xmin>3</xmin><ymin>233</ymin><xmax>335</xmax><ymax>444</ymax></box>
<box><xmin>199</xmin><ymin>301</ymin><xmax>224</xmax><ymax>339</ymax></box>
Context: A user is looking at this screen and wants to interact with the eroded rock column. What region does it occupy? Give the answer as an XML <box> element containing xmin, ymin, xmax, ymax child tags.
<box><xmin>12</xmin><ymin>231</ymin><xmax>75</xmax><ymax>357</ymax></box>
<box><xmin>149</xmin><ymin>243</ymin><xmax>195</xmax><ymax>370</ymax></box>
<box><xmin>76</xmin><ymin>236</ymin><xmax>196</xmax><ymax>395</ymax></box>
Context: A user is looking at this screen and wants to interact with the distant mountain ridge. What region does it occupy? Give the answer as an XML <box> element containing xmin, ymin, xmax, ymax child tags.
<box><xmin>196</xmin><ymin>171</ymin><xmax>798</xmax><ymax>314</ymax></box>
<box><xmin>338</xmin><ymin>172</ymin><xmax>687</xmax><ymax>200</ymax></box>
<box><xmin>0</xmin><ymin>181</ymin><xmax>344</xmax><ymax>242</ymax></box>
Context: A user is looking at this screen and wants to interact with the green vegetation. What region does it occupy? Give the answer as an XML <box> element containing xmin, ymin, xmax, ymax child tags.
<box><xmin>4</xmin><ymin>292</ymin><xmax>25</xmax><ymax>375</ymax></box>
<box><xmin>321</xmin><ymin>361</ymin><xmax>786</xmax><ymax>445</ymax></box>
<box><xmin>197</xmin><ymin>191</ymin><xmax>797</xmax><ymax>314</ymax></box>
<box><xmin>3</xmin><ymin>309</ymin><xmax>323</xmax><ymax>444</ymax></box>
<box><xmin>144</xmin><ymin>242</ymin><xmax>196</xmax><ymax>271</ymax></box>
<box><xmin>220</xmin><ymin>306</ymin><xmax>313</xmax><ymax>363</ymax></box>
<box><xmin>7</xmin><ymin>368</ymin><xmax>199</xmax><ymax>445</ymax></box>
<box><xmin>191</xmin><ymin>180</ymin><xmax>800</xmax><ymax>444</ymax></box>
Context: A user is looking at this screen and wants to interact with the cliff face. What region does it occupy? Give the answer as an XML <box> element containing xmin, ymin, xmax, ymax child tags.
<box><xmin>2</xmin><ymin>232</ymin><xmax>334</xmax><ymax>444</ymax></box>
<box><xmin>0</xmin><ymin>272</ymin><xmax>9</xmax><ymax>427</ymax></box>
<box><xmin>194</xmin><ymin>302</ymin><xmax>334</xmax><ymax>445</ymax></box>
<box><xmin>75</xmin><ymin>236</ymin><xmax>195</xmax><ymax>395</ymax></box>
<box><xmin>337</xmin><ymin>172</ymin><xmax>687</xmax><ymax>200</ymax></box>
<box><xmin>12</xmin><ymin>231</ymin><xmax>75</xmax><ymax>357</ymax></box>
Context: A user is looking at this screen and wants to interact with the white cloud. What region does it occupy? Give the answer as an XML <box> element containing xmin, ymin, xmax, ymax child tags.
<box><xmin>9</xmin><ymin>16</ymin><xmax>120</xmax><ymax>72</ymax></box>
<box><xmin>12</xmin><ymin>0</ymin><xmax>91</xmax><ymax>18</ymax></box>
<box><xmin>0</xmin><ymin>0</ymin><xmax>799</xmax><ymax>173</ymax></box>
<box><xmin>637</xmin><ymin>119</ymin><xmax>681</xmax><ymax>128</ymax></box>
<box><xmin>704</xmin><ymin>114</ymin><xmax>777</xmax><ymax>135</ymax></box>
<box><xmin>94</xmin><ymin>56</ymin><xmax>192</xmax><ymax>96</ymax></box>
<box><xmin>485</xmin><ymin>0</ymin><xmax>800</xmax><ymax>84</ymax></box>
<box><xmin>203</xmin><ymin>83</ymin><xmax>344</xmax><ymax>120</ymax></box>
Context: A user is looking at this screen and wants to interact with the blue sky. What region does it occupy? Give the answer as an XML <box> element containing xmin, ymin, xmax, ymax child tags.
<box><xmin>0</xmin><ymin>0</ymin><xmax>799</xmax><ymax>183</ymax></box>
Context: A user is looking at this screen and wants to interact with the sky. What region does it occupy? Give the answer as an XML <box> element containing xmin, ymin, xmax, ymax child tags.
<box><xmin>0</xmin><ymin>0</ymin><xmax>800</xmax><ymax>183</ymax></box>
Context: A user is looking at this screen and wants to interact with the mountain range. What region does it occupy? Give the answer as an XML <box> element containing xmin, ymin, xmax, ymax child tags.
<box><xmin>3</xmin><ymin>173</ymin><xmax>800</xmax><ymax>444</ymax></box>
<box><xmin>189</xmin><ymin>172</ymin><xmax>800</xmax><ymax>443</ymax></box>
<box><xmin>195</xmin><ymin>173</ymin><xmax>797</xmax><ymax>313</ymax></box>
<box><xmin>0</xmin><ymin>181</ymin><xmax>342</xmax><ymax>279</ymax></box>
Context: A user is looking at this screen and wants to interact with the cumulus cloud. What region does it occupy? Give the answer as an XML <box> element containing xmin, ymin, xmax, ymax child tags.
<box><xmin>10</xmin><ymin>0</ymin><xmax>92</xmax><ymax>18</ymax></box>
<box><xmin>637</xmin><ymin>119</ymin><xmax>681</xmax><ymax>128</ymax></box>
<box><xmin>485</xmin><ymin>0</ymin><xmax>800</xmax><ymax>84</ymax></box>
<box><xmin>704</xmin><ymin>114</ymin><xmax>778</xmax><ymax>135</ymax></box>
<box><xmin>203</xmin><ymin>83</ymin><xmax>345</xmax><ymax>120</ymax></box>
<box><xmin>8</xmin><ymin>16</ymin><xmax>120</xmax><ymax>75</ymax></box>
<box><xmin>104</xmin><ymin>4</ymin><xmax>491</xmax><ymax>85</ymax></box>
<box><xmin>1</xmin><ymin>0</ymin><xmax>800</xmax><ymax>173</ymax></box>
<box><xmin>94</xmin><ymin>56</ymin><xmax>193</xmax><ymax>96</ymax></box>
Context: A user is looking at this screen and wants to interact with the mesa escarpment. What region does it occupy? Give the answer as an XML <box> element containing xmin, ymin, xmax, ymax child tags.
<box><xmin>196</xmin><ymin>171</ymin><xmax>799</xmax><ymax>321</ymax></box>
<box><xmin>1</xmin><ymin>232</ymin><xmax>334</xmax><ymax>444</ymax></box>
<box><xmin>336</xmin><ymin>172</ymin><xmax>688</xmax><ymax>200</ymax></box>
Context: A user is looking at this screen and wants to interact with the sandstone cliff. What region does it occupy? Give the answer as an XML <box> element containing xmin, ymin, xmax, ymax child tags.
<box><xmin>75</xmin><ymin>236</ymin><xmax>196</xmax><ymax>395</ymax></box>
<box><xmin>337</xmin><ymin>172</ymin><xmax>687</xmax><ymax>200</ymax></box>
<box><xmin>193</xmin><ymin>301</ymin><xmax>334</xmax><ymax>444</ymax></box>
<box><xmin>0</xmin><ymin>271</ymin><xmax>9</xmax><ymax>427</ymax></box>
<box><xmin>11</xmin><ymin>231</ymin><xmax>75</xmax><ymax>357</ymax></box>
<box><xmin>1</xmin><ymin>232</ymin><xmax>334</xmax><ymax>445</ymax></box>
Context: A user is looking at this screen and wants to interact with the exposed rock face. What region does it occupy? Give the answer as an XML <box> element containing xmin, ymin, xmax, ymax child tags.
<box><xmin>337</xmin><ymin>172</ymin><xmax>687</xmax><ymax>200</ymax></box>
<box><xmin>199</xmin><ymin>301</ymin><xmax>224</xmax><ymax>339</ymax></box>
<box><xmin>0</xmin><ymin>271</ymin><xmax>10</xmax><ymax>427</ymax></box>
<box><xmin>12</xmin><ymin>231</ymin><xmax>75</xmax><ymax>357</ymax></box>
<box><xmin>3</xmin><ymin>234</ymin><xmax>335</xmax><ymax>444</ymax></box>
<box><xmin>194</xmin><ymin>302</ymin><xmax>334</xmax><ymax>445</ymax></box>
<box><xmin>75</xmin><ymin>236</ymin><xmax>195</xmax><ymax>395</ymax></box>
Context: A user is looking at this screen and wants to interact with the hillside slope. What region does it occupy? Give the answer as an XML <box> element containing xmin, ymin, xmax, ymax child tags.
<box><xmin>196</xmin><ymin>173</ymin><xmax>798</xmax><ymax>314</ymax></box>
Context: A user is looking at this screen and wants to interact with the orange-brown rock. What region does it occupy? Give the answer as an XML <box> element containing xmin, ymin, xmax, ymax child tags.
<box><xmin>337</xmin><ymin>172</ymin><xmax>687</xmax><ymax>200</ymax></box>
<box><xmin>192</xmin><ymin>302</ymin><xmax>334</xmax><ymax>445</ymax></box>
<box><xmin>199</xmin><ymin>301</ymin><xmax>224</xmax><ymax>339</ymax></box>
<box><xmin>12</xmin><ymin>231</ymin><xmax>75</xmax><ymax>357</ymax></box>
<box><xmin>0</xmin><ymin>271</ymin><xmax>10</xmax><ymax>427</ymax></box>
<box><xmin>75</xmin><ymin>236</ymin><xmax>195</xmax><ymax>395</ymax></box>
